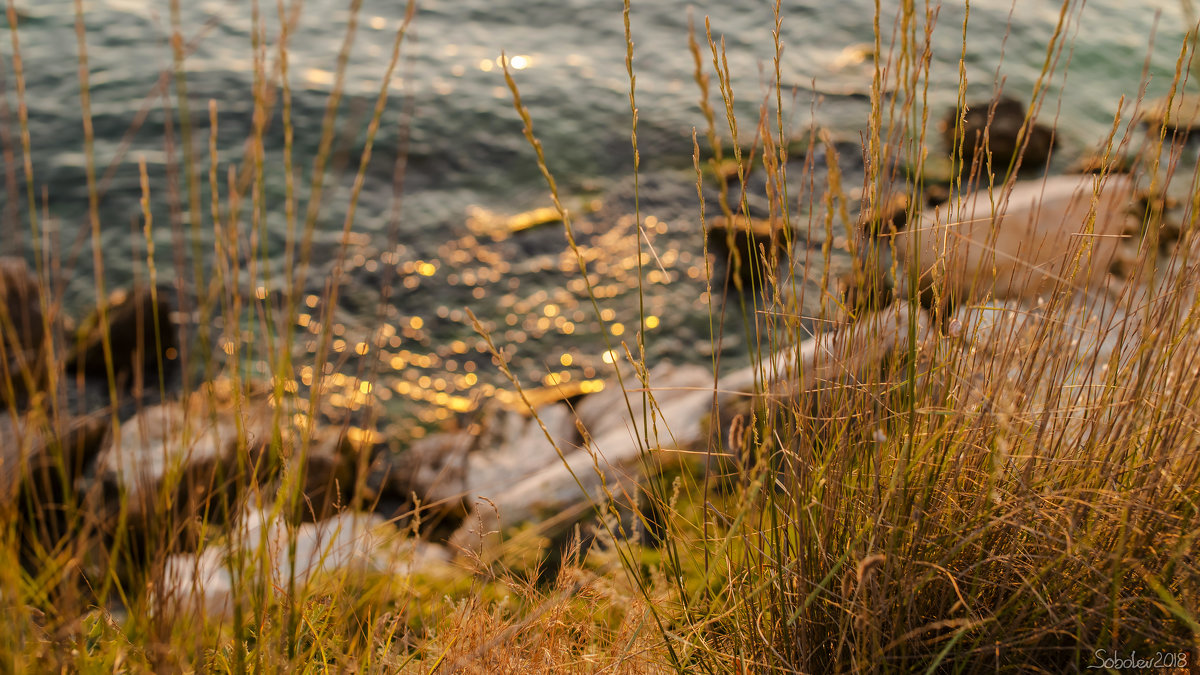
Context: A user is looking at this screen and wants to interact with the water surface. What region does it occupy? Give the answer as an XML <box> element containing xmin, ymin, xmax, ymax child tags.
<box><xmin>0</xmin><ymin>0</ymin><xmax>1190</xmax><ymax>436</ymax></box>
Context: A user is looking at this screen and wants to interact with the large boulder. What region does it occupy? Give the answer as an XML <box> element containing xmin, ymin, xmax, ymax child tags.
<box><xmin>889</xmin><ymin>173</ymin><xmax>1137</xmax><ymax>304</ymax></box>
<box><xmin>90</xmin><ymin>381</ymin><xmax>384</xmax><ymax>560</ymax></box>
<box><xmin>447</xmin><ymin>328</ymin><xmax>927</xmax><ymax>556</ymax></box>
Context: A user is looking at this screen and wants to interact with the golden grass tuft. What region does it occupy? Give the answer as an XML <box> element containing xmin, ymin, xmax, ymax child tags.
<box><xmin>2</xmin><ymin>0</ymin><xmax>1200</xmax><ymax>672</ymax></box>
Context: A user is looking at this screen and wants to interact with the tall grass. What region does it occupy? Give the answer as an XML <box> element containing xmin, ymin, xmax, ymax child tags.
<box><xmin>668</xmin><ymin>3</ymin><xmax>1200</xmax><ymax>672</ymax></box>
<box><xmin>1</xmin><ymin>0</ymin><xmax>1199</xmax><ymax>672</ymax></box>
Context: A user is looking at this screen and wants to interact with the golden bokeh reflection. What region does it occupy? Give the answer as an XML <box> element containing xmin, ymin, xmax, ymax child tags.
<box><xmin>283</xmin><ymin>201</ymin><xmax>705</xmax><ymax>444</ymax></box>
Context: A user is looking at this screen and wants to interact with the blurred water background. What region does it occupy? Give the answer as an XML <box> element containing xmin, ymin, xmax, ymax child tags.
<box><xmin>0</xmin><ymin>0</ymin><xmax>1192</xmax><ymax>436</ymax></box>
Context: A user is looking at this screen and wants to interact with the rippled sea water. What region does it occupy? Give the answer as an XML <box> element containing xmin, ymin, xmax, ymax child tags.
<box><xmin>0</xmin><ymin>0</ymin><xmax>1191</xmax><ymax>438</ymax></box>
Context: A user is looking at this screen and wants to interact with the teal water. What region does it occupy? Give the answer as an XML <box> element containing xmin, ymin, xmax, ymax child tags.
<box><xmin>0</xmin><ymin>0</ymin><xmax>1192</xmax><ymax>435</ymax></box>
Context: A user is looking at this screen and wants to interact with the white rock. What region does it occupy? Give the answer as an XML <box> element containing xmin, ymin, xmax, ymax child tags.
<box><xmin>449</xmin><ymin>304</ymin><xmax>925</xmax><ymax>555</ymax></box>
<box><xmin>95</xmin><ymin>395</ymin><xmax>270</xmax><ymax>519</ymax></box>
<box><xmin>158</xmin><ymin>509</ymin><xmax>450</xmax><ymax>619</ymax></box>
<box><xmin>892</xmin><ymin>173</ymin><xmax>1136</xmax><ymax>301</ymax></box>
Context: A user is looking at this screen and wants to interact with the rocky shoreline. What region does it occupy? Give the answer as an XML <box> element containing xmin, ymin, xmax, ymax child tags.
<box><xmin>3</xmin><ymin>93</ymin><xmax>1198</xmax><ymax>622</ymax></box>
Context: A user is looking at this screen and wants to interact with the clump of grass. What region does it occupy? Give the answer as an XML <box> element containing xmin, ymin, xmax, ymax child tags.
<box><xmin>650</xmin><ymin>2</ymin><xmax>1200</xmax><ymax>671</ymax></box>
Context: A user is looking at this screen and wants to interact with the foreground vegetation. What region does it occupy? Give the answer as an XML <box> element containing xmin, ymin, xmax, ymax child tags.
<box><xmin>2</xmin><ymin>0</ymin><xmax>1199</xmax><ymax>672</ymax></box>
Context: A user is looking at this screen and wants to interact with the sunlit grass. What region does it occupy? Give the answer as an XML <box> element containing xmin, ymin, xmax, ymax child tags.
<box><xmin>1</xmin><ymin>0</ymin><xmax>1199</xmax><ymax>672</ymax></box>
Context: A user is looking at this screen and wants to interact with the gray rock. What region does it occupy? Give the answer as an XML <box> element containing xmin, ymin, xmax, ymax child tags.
<box><xmin>396</xmin><ymin>401</ymin><xmax>580</xmax><ymax>524</ymax></box>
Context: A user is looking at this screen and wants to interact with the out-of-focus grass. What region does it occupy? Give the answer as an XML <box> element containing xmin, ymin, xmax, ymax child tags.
<box><xmin>1</xmin><ymin>0</ymin><xmax>1199</xmax><ymax>672</ymax></box>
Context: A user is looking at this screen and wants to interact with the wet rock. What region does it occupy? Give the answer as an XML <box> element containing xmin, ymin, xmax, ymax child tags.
<box><xmin>466</xmin><ymin>205</ymin><xmax>563</xmax><ymax>241</ymax></box>
<box><xmin>830</xmin><ymin>43</ymin><xmax>875</xmax><ymax>71</ymax></box>
<box><xmin>888</xmin><ymin>173</ymin><xmax>1137</xmax><ymax>303</ymax></box>
<box><xmin>1069</xmin><ymin>151</ymin><xmax>1136</xmax><ymax>176</ymax></box>
<box><xmin>393</xmin><ymin>401</ymin><xmax>580</xmax><ymax>534</ymax></box>
<box><xmin>496</xmin><ymin>379</ymin><xmax>599</xmax><ymax>412</ymax></box>
<box><xmin>859</xmin><ymin>192</ymin><xmax>910</xmax><ymax>236</ymax></box>
<box><xmin>291</xmin><ymin>427</ymin><xmax>370</xmax><ymax>523</ymax></box>
<box><xmin>707</xmin><ymin>215</ymin><xmax>797</xmax><ymax>291</ymax></box>
<box><xmin>67</xmin><ymin>286</ymin><xmax>179</xmax><ymax>397</ymax></box>
<box><xmin>1140</xmin><ymin>93</ymin><xmax>1200</xmax><ymax>135</ymax></box>
<box><xmin>707</xmin><ymin>157</ymin><xmax>744</xmax><ymax>184</ymax></box>
<box><xmin>0</xmin><ymin>258</ymin><xmax>49</xmax><ymax>407</ymax></box>
<box><xmin>940</xmin><ymin>96</ymin><xmax>1055</xmax><ymax>175</ymax></box>
<box><xmin>0</xmin><ymin>410</ymin><xmax>109</xmax><ymax>569</ymax></box>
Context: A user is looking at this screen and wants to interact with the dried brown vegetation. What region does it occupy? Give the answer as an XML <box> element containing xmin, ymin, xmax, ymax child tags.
<box><xmin>1</xmin><ymin>0</ymin><xmax>1199</xmax><ymax>673</ymax></box>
